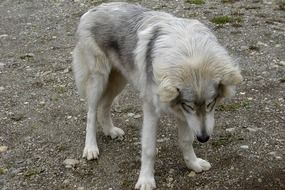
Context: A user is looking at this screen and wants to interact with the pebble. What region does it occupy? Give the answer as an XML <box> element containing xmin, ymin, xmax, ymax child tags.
<box><xmin>0</xmin><ymin>86</ymin><xmax>4</xmax><ymax>91</ymax></box>
<box><xmin>63</xmin><ymin>68</ymin><xmax>70</xmax><ymax>73</ymax></box>
<box><xmin>246</xmin><ymin>127</ymin><xmax>260</xmax><ymax>132</ymax></box>
<box><xmin>0</xmin><ymin>62</ymin><xmax>5</xmax><ymax>69</ymax></box>
<box><xmin>188</xmin><ymin>171</ymin><xmax>196</xmax><ymax>177</ymax></box>
<box><xmin>67</xmin><ymin>116</ymin><xmax>72</xmax><ymax>119</ymax></box>
<box><xmin>127</xmin><ymin>113</ymin><xmax>135</xmax><ymax>117</ymax></box>
<box><xmin>77</xmin><ymin>187</ymin><xmax>84</xmax><ymax>190</ymax></box>
<box><xmin>257</xmin><ymin>41</ymin><xmax>268</xmax><ymax>47</ymax></box>
<box><xmin>0</xmin><ymin>146</ymin><xmax>8</xmax><ymax>153</ymax></box>
<box><xmin>24</xmin><ymin>102</ymin><xmax>29</xmax><ymax>105</ymax></box>
<box><xmin>278</xmin><ymin>61</ymin><xmax>285</xmax><ymax>66</ymax></box>
<box><xmin>63</xmin><ymin>159</ymin><xmax>79</xmax><ymax>168</ymax></box>
<box><xmin>258</xmin><ymin>178</ymin><xmax>262</xmax><ymax>183</ymax></box>
<box><xmin>240</xmin><ymin>145</ymin><xmax>249</xmax><ymax>149</ymax></box>
<box><xmin>0</xmin><ymin>34</ymin><xmax>8</xmax><ymax>38</ymax></box>
<box><xmin>39</xmin><ymin>101</ymin><xmax>45</xmax><ymax>105</ymax></box>
<box><xmin>275</xmin><ymin>156</ymin><xmax>282</xmax><ymax>160</ymax></box>
<box><xmin>226</xmin><ymin>128</ymin><xmax>235</xmax><ymax>133</ymax></box>
<box><xmin>134</xmin><ymin>114</ymin><xmax>141</xmax><ymax>119</ymax></box>
<box><xmin>169</xmin><ymin>169</ymin><xmax>175</xmax><ymax>174</ymax></box>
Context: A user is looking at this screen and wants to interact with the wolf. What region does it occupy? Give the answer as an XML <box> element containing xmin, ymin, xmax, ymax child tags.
<box><xmin>72</xmin><ymin>2</ymin><xmax>242</xmax><ymax>190</ymax></box>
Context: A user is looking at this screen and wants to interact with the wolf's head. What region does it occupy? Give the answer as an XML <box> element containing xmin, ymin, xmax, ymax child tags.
<box><xmin>155</xmin><ymin>54</ymin><xmax>243</xmax><ymax>143</ymax></box>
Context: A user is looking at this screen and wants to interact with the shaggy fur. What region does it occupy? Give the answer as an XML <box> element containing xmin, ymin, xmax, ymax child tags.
<box><xmin>72</xmin><ymin>2</ymin><xmax>242</xmax><ymax>190</ymax></box>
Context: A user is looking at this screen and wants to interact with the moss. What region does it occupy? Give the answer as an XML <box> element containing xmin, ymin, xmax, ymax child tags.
<box><xmin>221</xmin><ymin>0</ymin><xmax>239</xmax><ymax>3</ymax></box>
<box><xmin>185</xmin><ymin>0</ymin><xmax>205</xmax><ymax>5</ymax></box>
<box><xmin>0</xmin><ymin>167</ymin><xmax>7</xmax><ymax>175</ymax></box>
<box><xmin>211</xmin><ymin>15</ymin><xmax>243</xmax><ymax>26</ymax></box>
<box><xmin>211</xmin><ymin>16</ymin><xmax>231</xmax><ymax>24</ymax></box>
<box><xmin>217</xmin><ymin>101</ymin><xmax>251</xmax><ymax>112</ymax></box>
<box><xmin>212</xmin><ymin>133</ymin><xmax>244</xmax><ymax>148</ymax></box>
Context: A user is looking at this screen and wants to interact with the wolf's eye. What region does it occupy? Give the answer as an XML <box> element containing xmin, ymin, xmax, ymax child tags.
<box><xmin>181</xmin><ymin>102</ymin><xmax>194</xmax><ymax>113</ymax></box>
<box><xmin>207</xmin><ymin>99</ymin><xmax>216</xmax><ymax>111</ymax></box>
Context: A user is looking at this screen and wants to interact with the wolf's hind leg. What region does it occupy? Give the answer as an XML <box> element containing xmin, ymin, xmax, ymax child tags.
<box><xmin>97</xmin><ymin>69</ymin><xmax>127</xmax><ymax>139</ymax></box>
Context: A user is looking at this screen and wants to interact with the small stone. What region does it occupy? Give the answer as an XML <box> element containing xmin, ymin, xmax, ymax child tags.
<box><xmin>63</xmin><ymin>159</ymin><xmax>79</xmax><ymax>168</ymax></box>
<box><xmin>134</xmin><ymin>114</ymin><xmax>141</xmax><ymax>119</ymax></box>
<box><xmin>52</xmin><ymin>36</ymin><xmax>57</xmax><ymax>39</ymax></box>
<box><xmin>247</xmin><ymin>97</ymin><xmax>253</xmax><ymax>100</ymax></box>
<box><xmin>169</xmin><ymin>169</ymin><xmax>175</xmax><ymax>174</ymax></box>
<box><xmin>275</xmin><ymin>44</ymin><xmax>281</xmax><ymax>48</ymax></box>
<box><xmin>258</xmin><ymin>178</ymin><xmax>262</xmax><ymax>183</ymax></box>
<box><xmin>0</xmin><ymin>146</ymin><xmax>8</xmax><ymax>153</ymax></box>
<box><xmin>63</xmin><ymin>68</ymin><xmax>70</xmax><ymax>73</ymax></box>
<box><xmin>0</xmin><ymin>86</ymin><xmax>4</xmax><ymax>91</ymax></box>
<box><xmin>277</xmin><ymin>61</ymin><xmax>285</xmax><ymax>66</ymax></box>
<box><xmin>0</xmin><ymin>34</ymin><xmax>8</xmax><ymax>38</ymax></box>
<box><xmin>240</xmin><ymin>145</ymin><xmax>249</xmax><ymax>149</ymax></box>
<box><xmin>39</xmin><ymin>101</ymin><xmax>45</xmax><ymax>105</ymax></box>
<box><xmin>257</xmin><ymin>41</ymin><xmax>268</xmax><ymax>47</ymax></box>
<box><xmin>246</xmin><ymin>127</ymin><xmax>258</xmax><ymax>132</ymax></box>
<box><xmin>0</xmin><ymin>62</ymin><xmax>5</xmax><ymax>69</ymax></box>
<box><xmin>24</xmin><ymin>102</ymin><xmax>29</xmax><ymax>105</ymax></box>
<box><xmin>63</xmin><ymin>179</ymin><xmax>69</xmax><ymax>184</ymax></box>
<box><xmin>67</xmin><ymin>116</ymin><xmax>72</xmax><ymax>119</ymax></box>
<box><xmin>275</xmin><ymin>156</ymin><xmax>282</xmax><ymax>160</ymax></box>
<box><xmin>240</xmin><ymin>92</ymin><xmax>246</xmax><ymax>95</ymax></box>
<box><xmin>226</xmin><ymin>128</ymin><xmax>235</xmax><ymax>133</ymax></box>
<box><xmin>127</xmin><ymin>113</ymin><xmax>135</xmax><ymax>117</ymax></box>
<box><xmin>240</xmin><ymin>46</ymin><xmax>248</xmax><ymax>51</ymax></box>
<box><xmin>77</xmin><ymin>187</ymin><xmax>84</xmax><ymax>190</ymax></box>
<box><xmin>188</xmin><ymin>171</ymin><xmax>196</xmax><ymax>177</ymax></box>
<box><xmin>269</xmin><ymin>151</ymin><xmax>276</xmax><ymax>155</ymax></box>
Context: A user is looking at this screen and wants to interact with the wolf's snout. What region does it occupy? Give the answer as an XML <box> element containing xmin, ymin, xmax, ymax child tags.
<box><xmin>197</xmin><ymin>135</ymin><xmax>210</xmax><ymax>143</ymax></box>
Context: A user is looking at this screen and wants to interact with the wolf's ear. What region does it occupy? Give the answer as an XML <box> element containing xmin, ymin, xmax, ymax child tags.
<box><xmin>158</xmin><ymin>79</ymin><xmax>179</xmax><ymax>102</ymax></box>
<box><xmin>220</xmin><ymin>70</ymin><xmax>243</xmax><ymax>86</ymax></box>
<box><xmin>219</xmin><ymin>70</ymin><xmax>243</xmax><ymax>97</ymax></box>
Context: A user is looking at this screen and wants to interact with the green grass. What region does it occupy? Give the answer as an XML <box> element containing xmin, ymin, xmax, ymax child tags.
<box><xmin>0</xmin><ymin>167</ymin><xmax>7</xmax><ymax>175</ymax></box>
<box><xmin>185</xmin><ymin>0</ymin><xmax>205</xmax><ymax>5</ymax></box>
<box><xmin>211</xmin><ymin>133</ymin><xmax>244</xmax><ymax>148</ymax></box>
<box><xmin>211</xmin><ymin>16</ymin><xmax>231</xmax><ymax>24</ymax></box>
<box><xmin>211</xmin><ymin>15</ymin><xmax>243</xmax><ymax>26</ymax></box>
<box><xmin>217</xmin><ymin>101</ymin><xmax>251</xmax><ymax>111</ymax></box>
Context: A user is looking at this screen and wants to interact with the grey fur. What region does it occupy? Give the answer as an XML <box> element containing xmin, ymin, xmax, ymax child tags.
<box><xmin>88</xmin><ymin>3</ymin><xmax>148</xmax><ymax>70</ymax></box>
<box><xmin>145</xmin><ymin>27</ymin><xmax>162</xmax><ymax>81</ymax></box>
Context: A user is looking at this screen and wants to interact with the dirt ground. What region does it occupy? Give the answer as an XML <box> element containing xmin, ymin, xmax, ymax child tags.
<box><xmin>0</xmin><ymin>0</ymin><xmax>284</xmax><ymax>189</ymax></box>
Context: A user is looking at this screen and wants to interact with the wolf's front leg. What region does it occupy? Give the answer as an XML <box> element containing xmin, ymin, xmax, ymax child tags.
<box><xmin>177</xmin><ymin>119</ymin><xmax>211</xmax><ymax>173</ymax></box>
<box><xmin>135</xmin><ymin>101</ymin><xmax>159</xmax><ymax>190</ymax></box>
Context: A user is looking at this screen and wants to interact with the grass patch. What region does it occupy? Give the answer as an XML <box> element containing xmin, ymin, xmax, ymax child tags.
<box><xmin>185</xmin><ymin>0</ymin><xmax>205</xmax><ymax>5</ymax></box>
<box><xmin>211</xmin><ymin>133</ymin><xmax>244</xmax><ymax>148</ymax></box>
<box><xmin>211</xmin><ymin>16</ymin><xmax>231</xmax><ymax>24</ymax></box>
<box><xmin>221</xmin><ymin>0</ymin><xmax>239</xmax><ymax>3</ymax></box>
<box><xmin>217</xmin><ymin>101</ymin><xmax>251</xmax><ymax>111</ymax></box>
<box><xmin>211</xmin><ymin>15</ymin><xmax>243</xmax><ymax>26</ymax></box>
<box><xmin>0</xmin><ymin>167</ymin><xmax>8</xmax><ymax>175</ymax></box>
<box><xmin>23</xmin><ymin>168</ymin><xmax>43</xmax><ymax>177</ymax></box>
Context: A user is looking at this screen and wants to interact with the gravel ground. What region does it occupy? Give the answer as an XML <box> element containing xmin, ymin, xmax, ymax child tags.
<box><xmin>0</xmin><ymin>0</ymin><xmax>284</xmax><ymax>189</ymax></box>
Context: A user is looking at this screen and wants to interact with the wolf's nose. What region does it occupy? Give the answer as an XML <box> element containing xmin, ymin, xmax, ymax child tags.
<box><xmin>197</xmin><ymin>135</ymin><xmax>210</xmax><ymax>143</ymax></box>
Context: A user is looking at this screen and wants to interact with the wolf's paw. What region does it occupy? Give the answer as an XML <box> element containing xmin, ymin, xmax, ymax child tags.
<box><xmin>82</xmin><ymin>145</ymin><xmax>99</xmax><ymax>160</ymax></box>
<box><xmin>135</xmin><ymin>177</ymin><xmax>156</xmax><ymax>190</ymax></box>
<box><xmin>104</xmin><ymin>127</ymin><xmax>125</xmax><ymax>139</ymax></box>
<box><xmin>186</xmin><ymin>158</ymin><xmax>211</xmax><ymax>173</ymax></box>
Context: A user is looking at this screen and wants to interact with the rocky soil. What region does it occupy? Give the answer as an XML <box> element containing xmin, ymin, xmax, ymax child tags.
<box><xmin>0</xmin><ymin>0</ymin><xmax>284</xmax><ymax>189</ymax></box>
